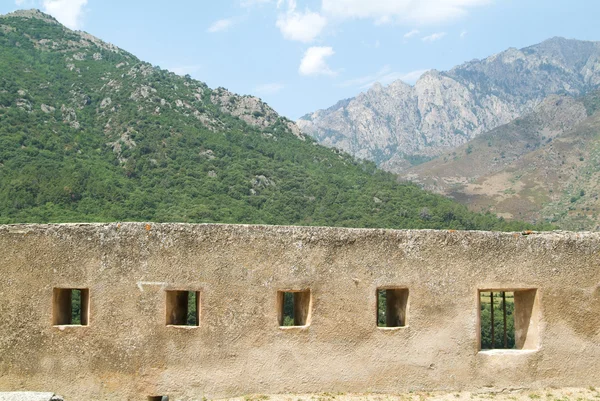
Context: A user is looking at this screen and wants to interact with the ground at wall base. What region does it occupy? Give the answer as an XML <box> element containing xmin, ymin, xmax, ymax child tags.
<box><xmin>0</xmin><ymin>393</ymin><xmax>63</xmax><ymax>401</ymax></box>
<box><xmin>1</xmin><ymin>388</ymin><xmax>598</xmax><ymax>400</ymax></box>
<box><xmin>218</xmin><ymin>389</ymin><xmax>600</xmax><ymax>401</ymax></box>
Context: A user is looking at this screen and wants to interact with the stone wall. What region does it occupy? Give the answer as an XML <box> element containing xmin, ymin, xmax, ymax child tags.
<box><xmin>0</xmin><ymin>224</ymin><xmax>599</xmax><ymax>400</ymax></box>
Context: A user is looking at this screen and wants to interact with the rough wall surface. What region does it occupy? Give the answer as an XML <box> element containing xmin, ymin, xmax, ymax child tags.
<box><xmin>0</xmin><ymin>223</ymin><xmax>599</xmax><ymax>400</ymax></box>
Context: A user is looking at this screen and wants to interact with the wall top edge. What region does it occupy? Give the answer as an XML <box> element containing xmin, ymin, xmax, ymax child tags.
<box><xmin>0</xmin><ymin>222</ymin><xmax>597</xmax><ymax>241</ymax></box>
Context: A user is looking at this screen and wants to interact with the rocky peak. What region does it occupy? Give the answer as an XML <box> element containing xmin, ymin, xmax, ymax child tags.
<box><xmin>3</xmin><ymin>9</ymin><xmax>59</xmax><ymax>25</ymax></box>
<box><xmin>368</xmin><ymin>82</ymin><xmax>384</xmax><ymax>93</ymax></box>
<box><xmin>387</xmin><ymin>79</ymin><xmax>414</xmax><ymax>92</ymax></box>
<box><xmin>298</xmin><ymin>37</ymin><xmax>600</xmax><ymax>173</ymax></box>
<box><xmin>210</xmin><ymin>88</ymin><xmax>304</xmax><ymax>140</ymax></box>
<box><xmin>1</xmin><ymin>9</ymin><xmax>303</xmax><ymax>141</ymax></box>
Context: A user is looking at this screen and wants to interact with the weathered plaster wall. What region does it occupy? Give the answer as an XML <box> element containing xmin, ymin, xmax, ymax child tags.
<box><xmin>0</xmin><ymin>223</ymin><xmax>599</xmax><ymax>400</ymax></box>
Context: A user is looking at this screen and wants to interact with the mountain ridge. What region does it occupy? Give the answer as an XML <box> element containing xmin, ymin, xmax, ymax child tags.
<box><xmin>298</xmin><ymin>37</ymin><xmax>600</xmax><ymax>172</ymax></box>
<box><xmin>1</xmin><ymin>9</ymin><xmax>303</xmax><ymax>139</ymax></box>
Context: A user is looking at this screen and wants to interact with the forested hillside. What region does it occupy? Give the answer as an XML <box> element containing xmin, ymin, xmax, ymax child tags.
<box><xmin>0</xmin><ymin>10</ymin><xmax>549</xmax><ymax>231</ymax></box>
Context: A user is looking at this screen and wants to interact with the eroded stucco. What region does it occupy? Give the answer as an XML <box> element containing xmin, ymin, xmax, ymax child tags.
<box><xmin>0</xmin><ymin>224</ymin><xmax>599</xmax><ymax>400</ymax></box>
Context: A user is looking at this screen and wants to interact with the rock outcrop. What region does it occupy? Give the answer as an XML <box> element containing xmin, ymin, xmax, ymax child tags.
<box><xmin>298</xmin><ymin>38</ymin><xmax>600</xmax><ymax>172</ymax></box>
<box><xmin>211</xmin><ymin>88</ymin><xmax>304</xmax><ymax>140</ymax></box>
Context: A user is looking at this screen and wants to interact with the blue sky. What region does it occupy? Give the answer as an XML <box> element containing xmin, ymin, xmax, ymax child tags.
<box><xmin>2</xmin><ymin>0</ymin><xmax>600</xmax><ymax>119</ymax></box>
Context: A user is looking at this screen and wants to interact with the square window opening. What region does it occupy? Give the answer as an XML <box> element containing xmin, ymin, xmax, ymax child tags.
<box><xmin>479</xmin><ymin>289</ymin><xmax>539</xmax><ymax>351</ymax></box>
<box><xmin>52</xmin><ymin>288</ymin><xmax>89</xmax><ymax>326</ymax></box>
<box><xmin>166</xmin><ymin>290</ymin><xmax>199</xmax><ymax>326</ymax></box>
<box><xmin>278</xmin><ymin>290</ymin><xmax>311</xmax><ymax>327</ymax></box>
<box><xmin>377</xmin><ymin>288</ymin><xmax>408</xmax><ymax>328</ymax></box>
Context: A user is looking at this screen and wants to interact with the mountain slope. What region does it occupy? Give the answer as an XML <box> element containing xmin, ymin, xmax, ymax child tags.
<box><xmin>403</xmin><ymin>91</ymin><xmax>600</xmax><ymax>230</ymax></box>
<box><xmin>0</xmin><ymin>10</ymin><xmax>545</xmax><ymax>231</ymax></box>
<box><xmin>298</xmin><ymin>37</ymin><xmax>600</xmax><ymax>173</ymax></box>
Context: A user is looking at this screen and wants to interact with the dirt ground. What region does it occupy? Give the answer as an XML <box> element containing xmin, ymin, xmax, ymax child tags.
<box><xmin>221</xmin><ymin>389</ymin><xmax>600</xmax><ymax>401</ymax></box>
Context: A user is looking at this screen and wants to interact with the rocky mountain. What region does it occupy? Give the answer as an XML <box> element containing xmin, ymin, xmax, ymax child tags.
<box><xmin>298</xmin><ymin>37</ymin><xmax>600</xmax><ymax>173</ymax></box>
<box><xmin>0</xmin><ymin>9</ymin><xmax>544</xmax><ymax>231</ymax></box>
<box><xmin>403</xmin><ymin>90</ymin><xmax>600</xmax><ymax>231</ymax></box>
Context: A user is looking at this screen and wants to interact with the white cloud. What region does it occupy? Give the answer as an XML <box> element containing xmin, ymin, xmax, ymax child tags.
<box><xmin>299</xmin><ymin>46</ymin><xmax>337</xmax><ymax>77</ymax></box>
<box><xmin>169</xmin><ymin>65</ymin><xmax>202</xmax><ymax>77</ymax></box>
<box><xmin>340</xmin><ymin>65</ymin><xmax>428</xmax><ymax>88</ymax></box>
<box><xmin>42</xmin><ymin>0</ymin><xmax>87</xmax><ymax>30</ymax></box>
<box><xmin>321</xmin><ymin>0</ymin><xmax>490</xmax><ymax>25</ymax></box>
<box><xmin>276</xmin><ymin>0</ymin><xmax>327</xmax><ymax>43</ymax></box>
<box><xmin>15</xmin><ymin>0</ymin><xmax>28</xmax><ymax>5</ymax></box>
<box><xmin>403</xmin><ymin>29</ymin><xmax>420</xmax><ymax>39</ymax></box>
<box><xmin>208</xmin><ymin>18</ymin><xmax>237</xmax><ymax>33</ymax></box>
<box><xmin>460</xmin><ymin>30</ymin><xmax>468</xmax><ymax>38</ymax></box>
<box><xmin>374</xmin><ymin>15</ymin><xmax>391</xmax><ymax>25</ymax></box>
<box><xmin>422</xmin><ymin>32</ymin><xmax>446</xmax><ymax>42</ymax></box>
<box><xmin>255</xmin><ymin>83</ymin><xmax>285</xmax><ymax>94</ymax></box>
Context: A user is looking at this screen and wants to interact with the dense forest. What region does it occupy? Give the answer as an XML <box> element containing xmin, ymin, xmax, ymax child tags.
<box><xmin>0</xmin><ymin>11</ymin><xmax>552</xmax><ymax>231</ymax></box>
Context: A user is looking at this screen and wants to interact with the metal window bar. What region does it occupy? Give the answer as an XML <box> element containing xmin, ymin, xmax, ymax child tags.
<box><xmin>490</xmin><ymin>292</ymin><xmax>494</xmax><ymax>347</ymax></box>
<box><xmin>485</xmin><ymin>291</ymin><xmax>510</xmax><ymax>349</ymax></box>
<box><xmin>502</xmin><ymin>291</ymin><xmax>508</xmax><ymax>348</ymax></box>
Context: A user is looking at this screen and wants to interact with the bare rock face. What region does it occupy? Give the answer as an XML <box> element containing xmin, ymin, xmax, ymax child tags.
<box><xmin>40</xmin><ymin>104</ymin><xmax>55</xmax><ymax>113</ymax></box>
<box><xmin>298</xmin><ymin>38</ymin><xmax>600</xmax><ymax>173</ymax></box>
<box><xmin>130</xmin><ymin>85</ymin><xmax>156</xmax><ymax>101</ymax></box>
<box><xmin>60</xmin><ymin>105</ymin><xmax>79</xmax><ymax>129</ymax></box>
<box><xmin>211</xmin><ymin>88</ymin><xmax>304</xmax><ymax>140</ymax></box>
<box><xmin>100</xmin><ymin>97</ymin><xmax>111</xmax><ymax>109</ymax></box>
<box><xmin>4</xmin><ymin>9</ymin><xmax>59</xmax><ymax>25</ymax></box>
